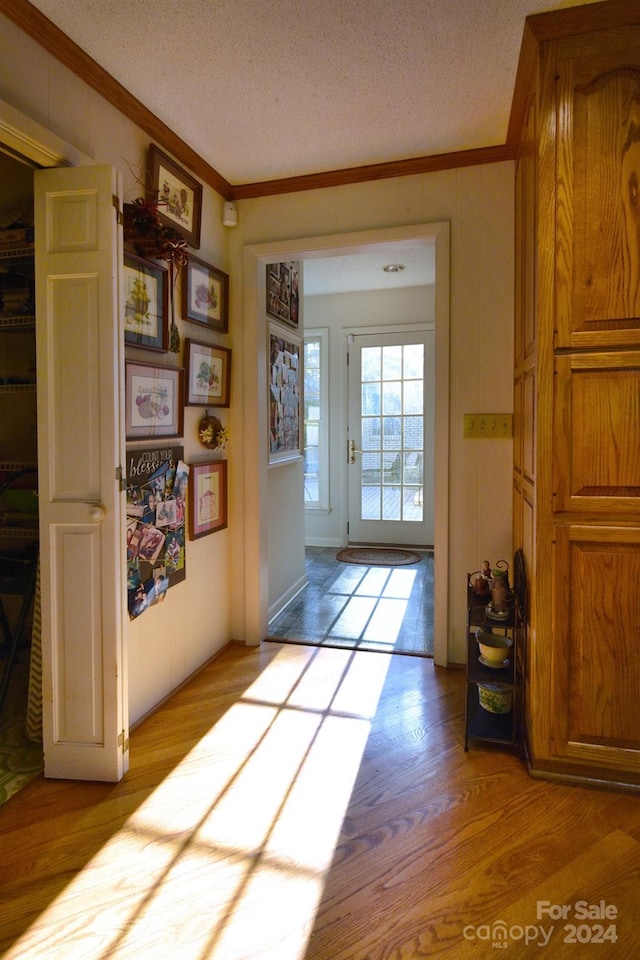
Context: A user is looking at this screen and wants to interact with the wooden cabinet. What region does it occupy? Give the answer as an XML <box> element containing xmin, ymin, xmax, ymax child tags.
<box><xmin>513</xmin><ymin>3</ymin><xmax>640</xmax><ymax>790</ymax></box>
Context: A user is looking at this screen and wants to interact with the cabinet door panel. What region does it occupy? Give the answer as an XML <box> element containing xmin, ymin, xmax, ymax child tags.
<box><xmin>556</xmin><ymin>33</ymin><xmax>640</xmax><ymax>349</ymax></box>
<box><xmin>553</xmin><ymin>352</ymin><xmax>640</xmax><ymax>513</ymax></box>
<box><xmin>551</xmin><ymin>526</ymin><xmax>640</xmax><ymax>772</ymax></box>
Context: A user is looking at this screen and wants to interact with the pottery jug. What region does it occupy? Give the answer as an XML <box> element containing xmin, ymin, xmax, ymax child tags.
<box><xmin>490</xmin><ymin>570</ymin><xmax>514</xmax><ymax>612</ymax></box>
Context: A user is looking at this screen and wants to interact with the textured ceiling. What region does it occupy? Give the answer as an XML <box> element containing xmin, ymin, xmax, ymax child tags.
<box><xmin>304</xmin><ymin>244</ymin><xmax>435</xmax><ymax>296</ymax></box>
<box><xmin>27</xmin><ymin>0</ymin><xmax>603</xmax><ymax>187</ymax></box>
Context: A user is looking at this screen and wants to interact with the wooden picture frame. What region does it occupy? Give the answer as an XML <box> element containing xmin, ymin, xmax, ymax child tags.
<box><xmin>182</xmin><ymin>254</ymin><xmax>229</xmax><ymax>332</ymax></box>
<box><xmin>184</xmin><ymin>338</ymin><xmax>231</xmax><ymax>407</ymax></box>
<box><xmin>125</xmin><ymin>360</ymin><xmax>184</xmax><ymax>440</ymax></box>
<box><xmin>123</xmin><ymin>252</ymin><xmax>168</xmax><ymax>351</ymax></box>
<box><xmin>188</xmin><ymin>459</ymin><xmax>228</xmax><ymax>539</ymax></box>
<box><xmin>147</xmin><ymin>143</ymin><xmax>202</xmax><ymax>248</ymax></box>
<box><xmin>268</xmin><ymin>324</ymin><xmax>302</xmax><ymax>464</ymax></box>
<box><xmin>266</xmin><ymin>261</ymin><xmax>300</xmax><ymax>328</ymax></box>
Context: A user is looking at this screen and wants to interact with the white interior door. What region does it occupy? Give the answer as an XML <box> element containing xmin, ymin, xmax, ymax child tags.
<box><xmin>35</xmin><ymin>164</ymin><xmax>128</xmax><ymax>781</ymax></box>
<box><xmin>347</xmin><ymin>329</ymin><xmax>434</xmax><ymax>546</ymax></box>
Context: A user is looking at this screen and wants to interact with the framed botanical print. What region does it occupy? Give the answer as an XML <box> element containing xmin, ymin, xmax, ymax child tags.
<box><xmin>147</xmin><ymin>143</ymin><xmax>203</xmax><ymax>248</ymax></box>
<box><xmin>183</xmin><ymin>254</ymin><xmax>229</xmax><ymax>332</ymax></box>
<box><xmin>184</xmin><ymin>338</ymin><xmax>232</xmax><ymax>407</ymax></box>
<box><xmin>123</xmin><ymin>252</ymin><xmax>168</xmax><ymax>351</ymax></box>
<box><xmin>125</xmin><ymin>360</ymin><xmax>184</xmax><ymax>440</ymax></box>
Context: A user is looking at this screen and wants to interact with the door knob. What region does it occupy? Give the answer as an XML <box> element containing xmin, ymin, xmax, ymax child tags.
<box><xmin>88</xmin><ymin>504</ymin><xmax>105</xmax><ymax>521</ymax></box>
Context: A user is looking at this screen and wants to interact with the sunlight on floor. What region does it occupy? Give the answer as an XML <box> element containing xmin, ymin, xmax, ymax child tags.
<box><xmin>5</xmin><ymin>645</ymin><xmax>392</xmax><ymax>960</ymax></box>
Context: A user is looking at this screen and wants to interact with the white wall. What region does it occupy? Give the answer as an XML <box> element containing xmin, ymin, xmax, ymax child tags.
<box><xmin>228</xmin><ymin>165</ymin><xmax>514</xmax><ymax>664</ymax></box>
<box><xmin>303</xmin><ymin>285</ymin><xmax>435</xmax><ymax>548</ymax></box>
<box><xmin>0</xmin><ymin>13</ymin><xmax>233</xmax><ymax>723</ymax></box>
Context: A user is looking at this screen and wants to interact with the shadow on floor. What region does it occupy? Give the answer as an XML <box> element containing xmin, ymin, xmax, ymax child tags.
<box><xmin>268</xmin><ymin>546</ymin><xmax>434</xmax><ymax>657</ymax></box>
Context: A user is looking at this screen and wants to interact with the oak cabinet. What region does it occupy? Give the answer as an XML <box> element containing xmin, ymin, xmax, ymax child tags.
<box><xmin>513</xmin><ymin>3</ymin><xmax>640</xmax><ymax>790</ymax></box>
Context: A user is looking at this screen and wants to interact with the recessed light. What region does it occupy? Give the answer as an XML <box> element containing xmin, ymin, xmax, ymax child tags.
<box><xmin>382</xmin><ymin>263</ymin><xmax>406</xmax><ymax>273</ymax></box>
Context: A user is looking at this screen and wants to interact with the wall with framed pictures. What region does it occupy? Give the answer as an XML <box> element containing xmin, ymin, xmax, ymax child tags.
<box><xmin>122</xmin><ymin>143</ymin><xmax>232</xmax><ymax>647</ymax></box>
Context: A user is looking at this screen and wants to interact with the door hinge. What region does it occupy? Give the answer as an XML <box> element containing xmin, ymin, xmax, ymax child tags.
<box><xmin>112</xmin><ymin>194</ymin><xmax>123</xmax><ymax>226</ymax></box>
<box><xmin>118</xmin><ymin>730</ymin><xmax>129</xmax><ymax>752</ymax></box>
<box><xmin>116</xmin><ymin>466</ymin><xmax>126</xmax><ymax>492</ymax></box>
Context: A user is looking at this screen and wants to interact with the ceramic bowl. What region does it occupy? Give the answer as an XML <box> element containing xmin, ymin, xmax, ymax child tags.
<box><xmin>478</xmin><ymin>683</ymin><xmax>513</xmax><ymax>714</ymax></box>
<box><xmin>476</xmin><ymin>631</ymin><xmax>512</xmax><ymax>665</ymax></box>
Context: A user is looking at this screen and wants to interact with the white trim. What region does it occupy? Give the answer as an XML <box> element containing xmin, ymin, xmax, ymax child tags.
<box><xmin>243</xmin><ymin>222</ymin><xmax>450</xmax><ymax>666</ymax></box>
<box><xmin>268</xmin><ymin>574</ymin><xmax>308</xmax><ymax>623</ymax></box>
<box><xmin>303</xmin><ymin>327</ymin><xmax>329</xmax><ymax>510</ymax></box>
<box><xmin>0</xmin><ymin>98</ymin><xmax>93</xmax><ymax>167</ymax></box>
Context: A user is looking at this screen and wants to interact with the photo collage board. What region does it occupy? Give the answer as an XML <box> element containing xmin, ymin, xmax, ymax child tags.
<box><xmin>126</xmin><ymin>444</ymin><xmax>190</xmax><ymax>621</ymax></box>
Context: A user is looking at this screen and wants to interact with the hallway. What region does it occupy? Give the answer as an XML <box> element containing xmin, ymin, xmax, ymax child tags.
<box><xmin>268</xmin><ymin>547</ymin><xmax>434</xmax><ymax>656</ymax></box>
<box><xmin>1</xmin><ymin>640</ymin><xmax>638</xmax><ymax>960</ymax></box>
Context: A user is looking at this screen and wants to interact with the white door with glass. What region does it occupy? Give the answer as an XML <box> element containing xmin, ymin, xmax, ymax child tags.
<box><xmin>347</xmin><ymin>330</ymin><xmax>434</xmax><ymax>546</ymax></box>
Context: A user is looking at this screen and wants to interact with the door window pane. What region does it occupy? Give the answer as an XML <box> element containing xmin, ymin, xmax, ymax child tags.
<box><xmin>356</xmin><ymin>342</ymin><xmax>425</xmax><ymax>523</ymax></box>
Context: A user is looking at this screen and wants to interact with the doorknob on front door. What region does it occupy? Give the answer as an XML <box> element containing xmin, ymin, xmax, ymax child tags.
<box><xmin>348</xmin><ymin>439</ymin><xmax>362</xmax><ymax>464</ymax></box>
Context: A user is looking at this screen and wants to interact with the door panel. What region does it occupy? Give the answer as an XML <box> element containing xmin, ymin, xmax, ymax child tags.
<box><xmin>348</xmin><ymin>330</ymin><xmax>434</xmax><ymax>546</ymax></box>
<box><xmin>35</xmin><ymin>164</ymin><xmax>128</xmax><ymax>781</ymax></box>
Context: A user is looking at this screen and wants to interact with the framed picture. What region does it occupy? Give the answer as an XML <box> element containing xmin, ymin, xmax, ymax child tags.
<box><xmin>184</xmin><ymin>338</ymin><xmax>231</xmax><ymax>407</ymax></box>
<box><xmin>266</xmin><ymin>261</ymin><xmax>300</xmax><ymax>328</ymax></box>
<box><xmin>188</xmin><ymin>460</ymin><xmax>228</xmax><ymax>540</ymax></box>
<box><xmin>269</xmin><ymin>324</ymin><xmax>302</xmax><ymax>464</ymax></box>
<box><xmin>123</xmin><ymin>252</ymin><xmax>168</xmax><ymax>351</ymax></box>
<box><xmin>147</xmin><ymin>143</ymin><xmax>202</xmax><ymax>248</ymax></box>
<box><xmin>183</xmin><ymin>254</ymin><xmax>229</xmax><ymax>332</ymax></box>
<box><xmin>125</xmin><ymin>360</ymin><xmax>184</xmax><ymax>440</ymax></box>
<box><xmin>125</xmin><ymin>445</ymin><xmax>188</xmax><ymax>619</ymax></box>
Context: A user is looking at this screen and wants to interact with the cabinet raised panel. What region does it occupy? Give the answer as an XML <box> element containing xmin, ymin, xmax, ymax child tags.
<box><xmin>551</xmin><ymin>526</ymin><xmax>640</xmax><ymax>774</ymax></box>
<box><xmin>556</xmin><ymin>35</ymin><xmax>640</xmax><ymax>349</ymax></box>
<box><xmin>553</xmin><ymin>351</ymin><xmax>640</xmax><ymax>513</ymax></box>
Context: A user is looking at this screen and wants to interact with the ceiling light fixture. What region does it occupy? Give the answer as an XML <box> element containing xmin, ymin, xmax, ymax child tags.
<box><xmin>382</xmin><ymin>263</ymin><xmax>406</xmax><ymax>273</ymax></box>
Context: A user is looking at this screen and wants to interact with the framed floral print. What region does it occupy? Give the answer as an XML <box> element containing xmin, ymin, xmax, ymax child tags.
<box><xmin>184</xmin><ymin>338</ymin><xmax>232</xmax><ymax>407</ymax></box>
<box><xmin>123</xmin><ymin>252</ymin><xmax>168</xmax><ymax>351</ymax></box>
<box><xmin>183</xmin><ymin>254</ymin><xmax>229</xmax><ymax>332</ymax></box>
<box><xmin>125</xmin><ymin>360</ymin><xmax>184</xmax><ymax>440</ymax></box>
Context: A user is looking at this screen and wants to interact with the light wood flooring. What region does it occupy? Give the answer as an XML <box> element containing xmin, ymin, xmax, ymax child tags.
<box><xmin>1</xmin><ymin>640</ymin><xmax>639</xmax><ymax>959</ymax></box>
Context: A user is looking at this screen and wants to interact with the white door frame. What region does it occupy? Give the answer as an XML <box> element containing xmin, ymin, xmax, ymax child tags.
<box><xmin>242</xmin><ymin>222</ymin><xmax>450</xmax><ymax>666</ymax></box>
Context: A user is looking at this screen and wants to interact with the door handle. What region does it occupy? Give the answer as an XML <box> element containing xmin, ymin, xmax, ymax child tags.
<box><xmin>88</xmin><ymin>504</ymin><xmax>106</xmax><ymax>522</ymax></box>
<box><xmin>348</xmin><ymin>439</ymin><xmax>362</xmax><ymax>464</ymax></box>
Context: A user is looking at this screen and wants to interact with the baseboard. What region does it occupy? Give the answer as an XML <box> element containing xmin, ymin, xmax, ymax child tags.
<box><xmin>130</xmin><ymin>640</ymin><xmax>234</xmax><ymax>732</ymax></box>
<box><xmin>527</xmin><ymin>757</ymin><xmax>640</xmax><ymax>795</ymax></box>
<box><xmin>268</xmin><ymin>573</ymin><xmax>308</xmax><ymax>622</ymax></box>
<box><xmin>305</xmin><ymin>537</ymin><xmax>342</xmax><ymax>547</ymax></box>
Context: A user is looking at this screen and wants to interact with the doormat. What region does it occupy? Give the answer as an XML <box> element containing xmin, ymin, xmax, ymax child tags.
<box><xmin>336</xmin><ymin>547</ymin><xmax>423</xmax><ymax>566</ymax></box>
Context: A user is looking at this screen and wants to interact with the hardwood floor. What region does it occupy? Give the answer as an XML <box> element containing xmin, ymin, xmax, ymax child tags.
<box><xmin>1</xmin><ymin>640</ymin><xmax>639</xmax><ymax>959</ymax></box>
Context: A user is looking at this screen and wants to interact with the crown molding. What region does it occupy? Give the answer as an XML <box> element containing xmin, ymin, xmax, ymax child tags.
<box><xmin>4</xmin><ymin>0</ymin><xmax>633</xmax><ymax>201</ymax></box>
<box><xmin>0</xmin><ymin>0</ymin><xmax>234</xmax><ymax>198</ymax></box>
<box><xmin>230</xmin><ymin>145</ymin><xmax>514</xmax><ymax>200</ymax></box>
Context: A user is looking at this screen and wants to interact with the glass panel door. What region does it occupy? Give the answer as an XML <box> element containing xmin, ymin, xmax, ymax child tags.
<box><xmin>348</xmin><ymin>330</ymin><xmax>433</xmax><ymax>545</ymax></box>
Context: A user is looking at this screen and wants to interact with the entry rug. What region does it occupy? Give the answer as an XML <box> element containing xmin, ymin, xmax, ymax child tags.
<box><xmin>0</xmin><ymin>658</ymin><xmax>43</xmax><ymax>805</ymax></box>
<box><xmin>336</xmin><ymin>547</ymin><xmax>423</xmax><ymax>566</ymax></box>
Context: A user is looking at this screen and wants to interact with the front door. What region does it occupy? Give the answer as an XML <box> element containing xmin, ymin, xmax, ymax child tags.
<box><xmin>35</xmin><ymin>164</ymin><xmax>128</xmax><ymax>781</ymax></box>
<box><xmin>347</xmin><ymin>329</ymin><xmax>434</xmax><ymax>546</ymax></box>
